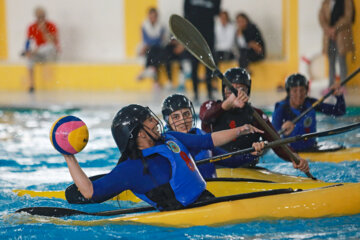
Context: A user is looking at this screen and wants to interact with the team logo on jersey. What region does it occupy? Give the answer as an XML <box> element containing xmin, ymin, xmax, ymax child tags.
<box><xmin>304</xmin><ymin>117</ymin><xmax>312</xmax><ymax>128</ymax></box>
<box><xmin>166</xmin><ymin>141</ymin><xmax>180</xmax><ymax>153</ymax></box>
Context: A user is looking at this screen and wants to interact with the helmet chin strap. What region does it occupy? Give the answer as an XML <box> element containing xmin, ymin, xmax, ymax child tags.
<box><xmin>138</xmin><ymin>125</ymin><xmax>164</xmax><ymax>175</ymax></box>
<box><xmin>141</xmin><ymin>125</ymin><xmax>164</xmax><ymax>144</ymax></box>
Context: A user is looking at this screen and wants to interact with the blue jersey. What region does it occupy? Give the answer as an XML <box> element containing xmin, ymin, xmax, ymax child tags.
<box><xmin>272</xmin><ymin>96</ymin><xmax>346</xmax><ymax>151</ymax></box>
<box><xmin>91</xmin><ymin>132</ymin><xmax>214</xmax><ymax>208</ymax></box>
<box><xmin>186</xmin><ymin>128</ymin><xmax>216</xmax><ymax>179</ymax></box>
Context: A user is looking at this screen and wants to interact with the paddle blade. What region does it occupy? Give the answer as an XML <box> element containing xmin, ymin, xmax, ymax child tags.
<box><xmin>16</xmin><ymin>207</ymin><xmax>88</xmax><ymax>217</ymax></box>
<box><xmin>169</xmin><ymin>14</ymin><xmax>216</xmax><ymax>71</ymax></box>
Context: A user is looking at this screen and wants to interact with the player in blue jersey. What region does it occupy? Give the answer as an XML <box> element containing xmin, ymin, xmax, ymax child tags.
<box><xmin>272</xmin><ymin>73</ymin><xmax>346</xmax><ymax>151</ymax></box>
<box><xmin>62</xmin><ymin>104</ymin><xmax>264</xmax><ymax>211</ymax></box>
<box><xmin>162</xmin><ymin>93</ymin><xmax>262</xmax><ymax>179</ymax></box>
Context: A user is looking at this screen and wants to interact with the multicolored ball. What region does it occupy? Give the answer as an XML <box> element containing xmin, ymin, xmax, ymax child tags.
<box><xmin>50</xmin><ymin>116</ymin><xmax>89</xmax><ymax>155</ymax></box>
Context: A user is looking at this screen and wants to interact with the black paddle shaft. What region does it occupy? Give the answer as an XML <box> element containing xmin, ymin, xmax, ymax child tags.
<box><xmin>196</xmin><ymin>122</ymin><xmax>360</xmax><ymax>166</ymax></box>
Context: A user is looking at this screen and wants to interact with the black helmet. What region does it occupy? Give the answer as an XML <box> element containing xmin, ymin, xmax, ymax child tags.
<box><xmin>111</xmin><ymin>104</ymin><xmax>151</xmax><ymax>153</ymax></box>
<box><xmin>161</xmin><ymin>93</ymin><xmax>196</xmax><ymax>126</ymax></box>
<box><xmin>223</xmin><ymin>68</ymin><xmax>251</xmax><ymax>97</ymax></box>
<box><xmin>285</xmin><ymin>73</ymin><xmax>309</xmax><ymax>94</ymax></box>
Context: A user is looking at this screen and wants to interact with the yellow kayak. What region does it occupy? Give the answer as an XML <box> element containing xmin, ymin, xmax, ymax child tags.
<box><xmin>15</xmin><ymin>183</ymin><xmax>360</xmax><ymax>227</ymax></box>
<box><xmin>216</xmin><ymin>167</ymin><xmax>314</xmax><ymax>182</ymax></box>
<box><xmin>13</xmin><ymin>180</ymin><xmax>335</xmax><ymax>203</ymax></box>
<box><xmin>13</xmin><ymin>167</ymin><xmax>319</xmax><ymax>203</ymax></box>
<box><xmin>299</xmin><ymin>147</ymin><xmax>360</xmax><ymax>163</ymax></box>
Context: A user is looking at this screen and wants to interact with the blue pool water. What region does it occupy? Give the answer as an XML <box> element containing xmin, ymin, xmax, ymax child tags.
<box><xmin>1</xmin><ymin>107</ymin><xmax>360</xmax><ymax>239</ymax></box>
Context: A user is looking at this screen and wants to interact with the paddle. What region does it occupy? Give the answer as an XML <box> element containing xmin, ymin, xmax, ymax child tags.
<box><xmin>278</xmin><ymin>67</ymin><xmax>360</xmax><ymax>135</ymax></box>
<box><xmin>196</xmin><ymin>122</ymin><xmax>360</xmax><ymax>165</ymax></box>
<box><xmin>169</xmin><ymin>14</ymin><xmax>315</xmax><ymax>179</ymax></box>
<box><xmin>16</xmin><ymin>188</ymin><xmax>293</xmax><ymax>217</ymax></box>
<box><xmin>15</xmin><ymin>205</ymin><xmax>155</xmax><ymax>218</ymax></box>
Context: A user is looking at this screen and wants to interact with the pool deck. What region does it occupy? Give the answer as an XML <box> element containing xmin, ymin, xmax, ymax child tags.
<box><xmin>0</xmin><ymin>87</ymin><xmax>359</xmax><ymax>111</ymax></box>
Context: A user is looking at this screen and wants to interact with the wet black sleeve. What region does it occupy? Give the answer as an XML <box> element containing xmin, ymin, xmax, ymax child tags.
<box><xmin>65</xmin><ymin>174</ymin><xmax>106</xmax><ymax>204</ymax></box>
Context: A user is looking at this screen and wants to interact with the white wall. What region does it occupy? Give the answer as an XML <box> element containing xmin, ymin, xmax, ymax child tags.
<box><xmin>298</xmin><ymin>0</ymin><xmax>325</xmax><ymax>78</ymax></box>
<box><xmin>158</xmin><ymin>0</ymin><xmax>183</xmax><ymax>28</ymax></box>
<box><xmin>5</xmin><ymin>0</ymin><xmax>322</xmax><ymax>66</ymax></box>
<box><xmin>6</xmin><ymin>0</ymin><xmax>125</xmax><ymax>62</ymax></box>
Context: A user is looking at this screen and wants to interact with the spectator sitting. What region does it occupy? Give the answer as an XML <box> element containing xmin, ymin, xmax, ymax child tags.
<box><xmin>22</xmin><ymin>6</ymin><xmax>59</xmax><ymax>93</ymax></box>
<box><xmin>137</xmin><ymin>7</ymin><xmax>167</xmax><ymax>89</ymax></box>
<box><xmin>235</xmin><ymin>12</ymin><xmax>265</xmax><ymax>71</ymax></box>
<box><xmin>163</xmin><ymin>38</ymin><xmax>192</xmax><ymax>91</ymax></box>
<box><xmin>214</xmin><ymin>10</ymin><xmax>236</xmax><ymax>64</ymax></box>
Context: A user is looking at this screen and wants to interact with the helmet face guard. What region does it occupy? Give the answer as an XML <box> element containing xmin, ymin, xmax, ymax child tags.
<box><xmin>162</xmin><ymin>93</ymin><xmax>196</xmax><ymax>131</ymax></box>
<box><xmin>111</xmin><ymin>104</ymin><xmax>163</xmax><ymax>154</ymax></box>
<box><xmin>222</xmin><ymin>68</ymin><xmax>251</xmax><ymax>99</ymax></box>
<box><xmin>285</xmin><ymin>73</ymin><xmax>309</xmax><ymax>94</ymax></box>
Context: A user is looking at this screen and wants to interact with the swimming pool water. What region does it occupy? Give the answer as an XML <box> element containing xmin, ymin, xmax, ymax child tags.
<box><xmin>1</xmin><ymin>107</ymin><xmax>360</xmax><ymax>239</ymax></box>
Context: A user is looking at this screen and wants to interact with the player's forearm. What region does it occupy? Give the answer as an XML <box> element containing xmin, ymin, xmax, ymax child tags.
<box><xmin>64</xmin><ymin>155</ymin><xmax>93</xmax><ymax>199</ymax></box>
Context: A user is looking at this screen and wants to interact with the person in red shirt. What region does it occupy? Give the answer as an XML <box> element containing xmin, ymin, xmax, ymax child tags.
<box><xmin>23</xmin><ymin>6</ymin><xmax>59</xmax><ymax>93</ymax></box>
<box><xmin>199</xmin><ymin>67</ymin><xmax>309</xmax><ymax>173</ymax></box>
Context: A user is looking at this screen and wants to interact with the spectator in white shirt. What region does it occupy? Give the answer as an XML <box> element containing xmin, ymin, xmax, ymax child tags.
<box><xmin>137</xmin><ymin>8</ymin><xmax>167</xmax><ymax>87</ymax></box>
<box><xmin>214</xmin><ymin>11</ymin><xmax>236</xmax><ymax>63</ymax></box>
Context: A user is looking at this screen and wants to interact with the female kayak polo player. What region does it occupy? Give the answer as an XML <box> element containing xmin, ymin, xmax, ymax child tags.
<box><xmin>200</xmin><ymin>67</ymin><xmax>309</xmax><ymax>173</ymax></box>
<box><xmin>63</xmin><ymin>104</ymin><xmax>264</xmax><ymax>211</ymax></box>
<box><xmin>162</xmin><ymin>93</ymin><xmax>264</xmax><ymax>179</ymax></box>
<box><xmin>272</xmin><ymin>73</ymin><xmax>346</xmax><ymax>151</ymax></box>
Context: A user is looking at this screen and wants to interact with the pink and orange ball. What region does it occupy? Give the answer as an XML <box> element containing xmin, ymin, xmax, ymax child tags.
<box><xmin>50</xmin><ymin>116</ymin><xmax>89</xmax><ymax>155</ymax></box>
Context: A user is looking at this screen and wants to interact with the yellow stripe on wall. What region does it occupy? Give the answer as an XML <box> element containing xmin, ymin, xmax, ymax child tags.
<box><xmin>282</xmin><ymin>0</ymin><xmax>287</xmax><ymax>58</ymax></box>
<box><xmin>124</xmin><ymin>0</ymin><xmax>157</xmax><ymax>58</ymax></box>
<box><xmin>287</xmin><ymin>0</ymin><xmax>299</xmax><ymax>68</ymax></box>
<box><xmin>0</xmin><ymin>63</ymin><xmax>153</xmax><ymax>91</ymax></box>
<box><xmin>0</xmin><ymin>0</ymin><xmax>8</xmax><ymax>59</ymax></box>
